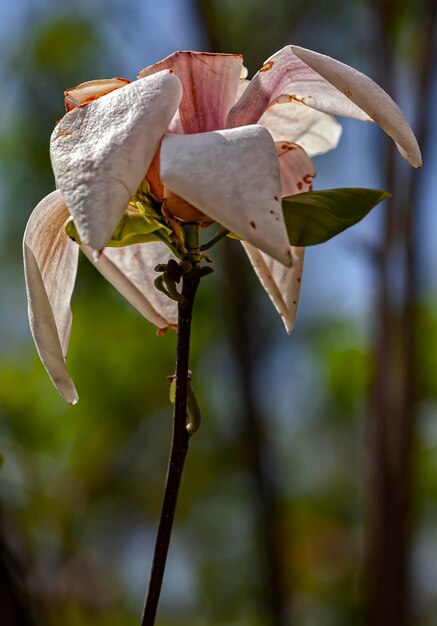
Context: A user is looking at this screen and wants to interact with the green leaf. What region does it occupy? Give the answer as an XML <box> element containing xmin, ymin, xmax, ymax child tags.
<box><xmin>65</xmin><ymin>212</ymin><xmax>172</xmax><ymax>248</ymax></box>
<box><xmin>282</xmin><ymin>188</ymin><xmax>390</xmax><ymax>246</ymax></box>
<box><xmin>108</xmin><ymin>211</ymin><xmax>171</xmax><ymax>247</ymax></box>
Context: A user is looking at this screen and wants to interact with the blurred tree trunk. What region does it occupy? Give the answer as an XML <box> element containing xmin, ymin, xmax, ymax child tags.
<box><xmin>366</xmin><ymin>1</ymin><xmax>436</xmax><ymax>624</ymax></box>
<box><xmin>223</xmin><ymin>243</ymin><xmax>290</xmax><ymax>626</ymax></box>
<box><xmin>0</xmin><ymin>520</ymin><xmax>43</xmax><ymax>626</ymax></box>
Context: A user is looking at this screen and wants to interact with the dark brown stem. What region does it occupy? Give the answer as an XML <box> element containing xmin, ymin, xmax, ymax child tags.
<box><xmin>141</xmin><ymin>270</ymin><xmax>200</xmax><ymax>626</ymax></box>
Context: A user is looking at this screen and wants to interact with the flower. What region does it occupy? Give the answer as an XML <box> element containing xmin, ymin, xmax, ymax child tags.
<box><xmin>23</xmin><ymin>46</ymin><xmax>421</xmax><ymax>404</ymax></box>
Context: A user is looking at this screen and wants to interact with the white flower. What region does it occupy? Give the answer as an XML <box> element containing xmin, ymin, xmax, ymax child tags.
<box><xmin>23</xmin><ymin>47</ymin><xmax>421</xmax><ymax>403</ymax></box>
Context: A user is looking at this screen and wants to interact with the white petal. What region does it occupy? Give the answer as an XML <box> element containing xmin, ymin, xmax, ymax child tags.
<box><xmin>228</xmin><ymin>46</ymin><xmax>421</xmax><ymax>167</ymax></box>
<box><xmin>82</xmin><ymin>243</ymin><xmax>178</xmax><ymax>330</ymax></box>
<box><xmin>276</xmin><ymin>141</ymin><xmax>316</xmax><ymax>196</ymax></box>
<box><xmin>243</xmin><ymin>242</ymin><xmax>304</xmax><ymax>333</ymax></box>
<box><xmin>260</xmin><ymin>101</ymin><xmax>342</xmax><ymax>157</ymax></box>
<box><xmin>51</xmin><ymin>70</ymin><xmax>182</xmax><ymax>251</ymax></box>
<box><xmin>23</xmin><ymin>191</ymin><xmax>79</xmax><ymax>404</ymax></box>
<box><xmin>161</xmin><ymin>125</ymin><xmax>293</xmax><ymax>267</ymax></box>
<box><xmin>289</xmin><ymin>45</ymin><xmax>422</xmax><ymax>167</ymax></box>
<box><xmin>227</xmin><ymin>47</ymin><xmax>370</xmax><ymax>126</ymax></box>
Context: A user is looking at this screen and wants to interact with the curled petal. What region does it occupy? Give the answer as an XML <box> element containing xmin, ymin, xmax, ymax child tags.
<box><xmin>64</xmin><ymin>77</ymin><xmax>130</xmax><ymax>112</ymax></box>
<box><xmin>260</xmin><ymin>101</ymin><xmax>342</xmax><ymax>157</ymax></box>
<box><xmin>227</xmin><ymin>45</ymin><xmax>421</xmax><ymax>167</ymax></box>
<box><xmin>51</xmin><ymin>70</ymin><xmax>182</xmax><ymax>251</ymax></box>
<box><xmin>138</xmin><ymin>51</ymin><xmax>243</xmax><ymax>134</ymax></box>
<box><xmin>161</xmin><ymin>125</ymin><xmax>293</xmax><ymax>267</ymax></box>
<box><xmin>82</xmin><ymin>243</ymin><xmax>178</xmax><ymax>330</ymax></box>
<box><xmin>289</xmin><ymin>46</ymin><xmax>421</xmax><ymax>167</ymax></box>
<box><xmin>243</xmin><ymin>242</ymin><xmax>304</xmax><ymax>333</ymax></box>
<box><xmin>23</xmin><ymin>191</ymin><xmax>79</xmax><ymax>404</ymax></box>
<box><xmin>276</xmin><ymin>141</ymin><xmax>316</xmax><ymax>196</ymax></box>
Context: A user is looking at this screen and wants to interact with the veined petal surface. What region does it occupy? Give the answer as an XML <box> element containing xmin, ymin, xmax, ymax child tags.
<box><xmin>138</xmin><ymin>51</ymin><xmax>243</xmax><ymax>134</ymax></box>
<box><xmin>82</xmin><ymin>243</ymin><xmax>178</xmax><ymax>330</ymax></box>
<box><xmin>260</xmin><ymin>101</ymin><xmax>342</xmax><ymax>157</ymax></box>
<box><xmin>243</xmin><ymin>242</ymin><xmax>304</xmax><ymax>333</ymax></box>
<box><xmin>227</xmin><ymin>45</ymin><xmax>421</xmax><ymax>167</ymax></box>
<box><xmin>51</xmin><ymin>70</ymin><xmax>182</xmax><ymax>251</ymax></box>
<box><xmin>161</xmin><ymin>125</ymin><xmax>293</xmax><ymax>267</ymax></box>
<box><xmin>289</xmin><ymin>46</ymin><xmax>421</xmax><ymax>166</ymax></box>
<box><xmin>228</xmin><ymin>46</ymin><xmax>368</xmax><ymax>125</ymax></box>
<box><xmin>23</xmin><ymin>190</ymin><xmax>79</xmax><ymax>404</ymax></box>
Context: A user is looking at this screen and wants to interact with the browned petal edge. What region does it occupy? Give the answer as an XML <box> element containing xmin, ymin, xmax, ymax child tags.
<box><xmin>64</xmin><ymin>77</ymin><xmax>130</xmax><ymax>112</ymax></box>
<box><xmin>156</xmin><ymin>323</ymin><xmax>177</xmax><ymax>336</ymax></box>
<box><xmin>259</xmin><ymin>60</ymin><xmax>274</xmax><ymax>72</ymax></box>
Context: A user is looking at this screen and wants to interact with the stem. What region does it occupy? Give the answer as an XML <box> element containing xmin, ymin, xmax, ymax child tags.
<box><xmin>141</xmin><ymin>254</ymin><xmax>200</xmax><ymax>625</ymax></box>
<box><xmin>200</xmin><ymin>226</ymin><xmax>230</xmax><ymax>251</ymax></box>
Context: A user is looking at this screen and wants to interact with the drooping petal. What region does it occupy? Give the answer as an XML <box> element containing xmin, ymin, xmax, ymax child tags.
<box><xmin>289</xmin><ymin>46</ymin><xmax>422</xmax><ymax>167</ymax></box>
<box><xmin>260</xmin><ymin>101</ymin><xmax>342</xmax><ymax>157</ymax></box>
<box><xmin>64</xmin><ymin>77</ymin><xmax>130</xmax><ymax>112</ymax></box>
<box><xmin>23</xmin><ymin>190</ymin><xmax>79</xmax><ymax>404</ymax></box>
<box><xmin>82</xmin><ymin>243</ymin><xmax>178</xmax><ymax>331</ymax></box>
<box><xmin>227</xmin><ymin>45</ymin><xmax>421</xmax><ymax>167</ymax></box>
<box><xmin>51</xmin><ymin>70</ymin><xmax>182</xmax><ymax>251</ymax></box>
<box><xmin>276</xmin><ymin>141</ymin><xmax>316</xmax><ymax>196</ymax></box>
<box><xmin>243</xmin><ymin>242</ymin><xmax>304</xmax><ymax>333</ymax></box>
<box><xmin>161</xmin><ymin>125</ymin><xmax>293</xmax><ymax>267</ymax></box>
<box><xmin>227</xmin><ymin>46</ymin><xmax>367</xmax><ymax>126</ymax></box>
<box><xmin>138</xmin><ymin>51</ymin><xmax>244</xmax><ymax>134</ymax></box>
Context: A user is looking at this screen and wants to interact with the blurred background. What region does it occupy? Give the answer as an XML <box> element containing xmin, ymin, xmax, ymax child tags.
<box><xmin>0</xmin><ymin>0</ymin><xmax>436</xmax><ymax>624</ymax></box>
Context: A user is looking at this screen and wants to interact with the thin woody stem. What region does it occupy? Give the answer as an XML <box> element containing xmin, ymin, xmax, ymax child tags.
<box><xmin>141</xmin><ymin>227</ymin><xmax>200</xmax><ymax>626</ymax></box>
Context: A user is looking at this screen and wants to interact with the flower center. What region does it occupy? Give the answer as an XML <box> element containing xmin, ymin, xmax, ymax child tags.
<box><xmin>163</xmin><ymin>189</ymin><xmax>212</xmax><ymax>225</ymax></box>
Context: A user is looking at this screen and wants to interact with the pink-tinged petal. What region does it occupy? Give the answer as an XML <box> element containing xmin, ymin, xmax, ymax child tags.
<box><xmin>243</xmin><ymin>242</ymin><xmax>304</xmax><ymax>333</ymax></box>
<box><xmin>138</xmin><ymin>51</ymin><xmax>243</xmax><ymax>134</ymax></box>
<box><xmin>260</xmin><ymin>101</ymin><xmax>342</xmax><ymax>157</ymax></box>
<box><xmin>276</xmin><ymin>141</ymin><xmax>316</xmax><ymax>196</ymax></box>
<box><xmin>23</xmin><ymin>190</ymin><xmax>79</xmax><ymax>404</ymax></box>
<box><xmin>51</xmin><ymin>70</ymin><xmax>182</xmax><ymax>252</ymax></box>
<box><xmin>161</xmin><ymin>125</ymin><xmax>293</xmax><ymax>267</ymax></box>
<box><xmin>227</xmin><ymin>45</ymin><xmax>421</xmax><ymax>167</ymax></box>
<box><xmin>64</xmin><ymin>77</ymin><xmax>130</xmax><ymax>112</ymax></box>
<box><xmin>289</xmin><ymin>46</ymin><xmax>421</xmax><ymax>167</ymax></box>
<box><xmin>82</xmin><ymin>243</ymin><xmax>178</xmax><ymax>330</ymax></box>
<box><xmin>228</xmin><ymin>46</ymin><xmax>369</xmax><ymax>126</ymax></box>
